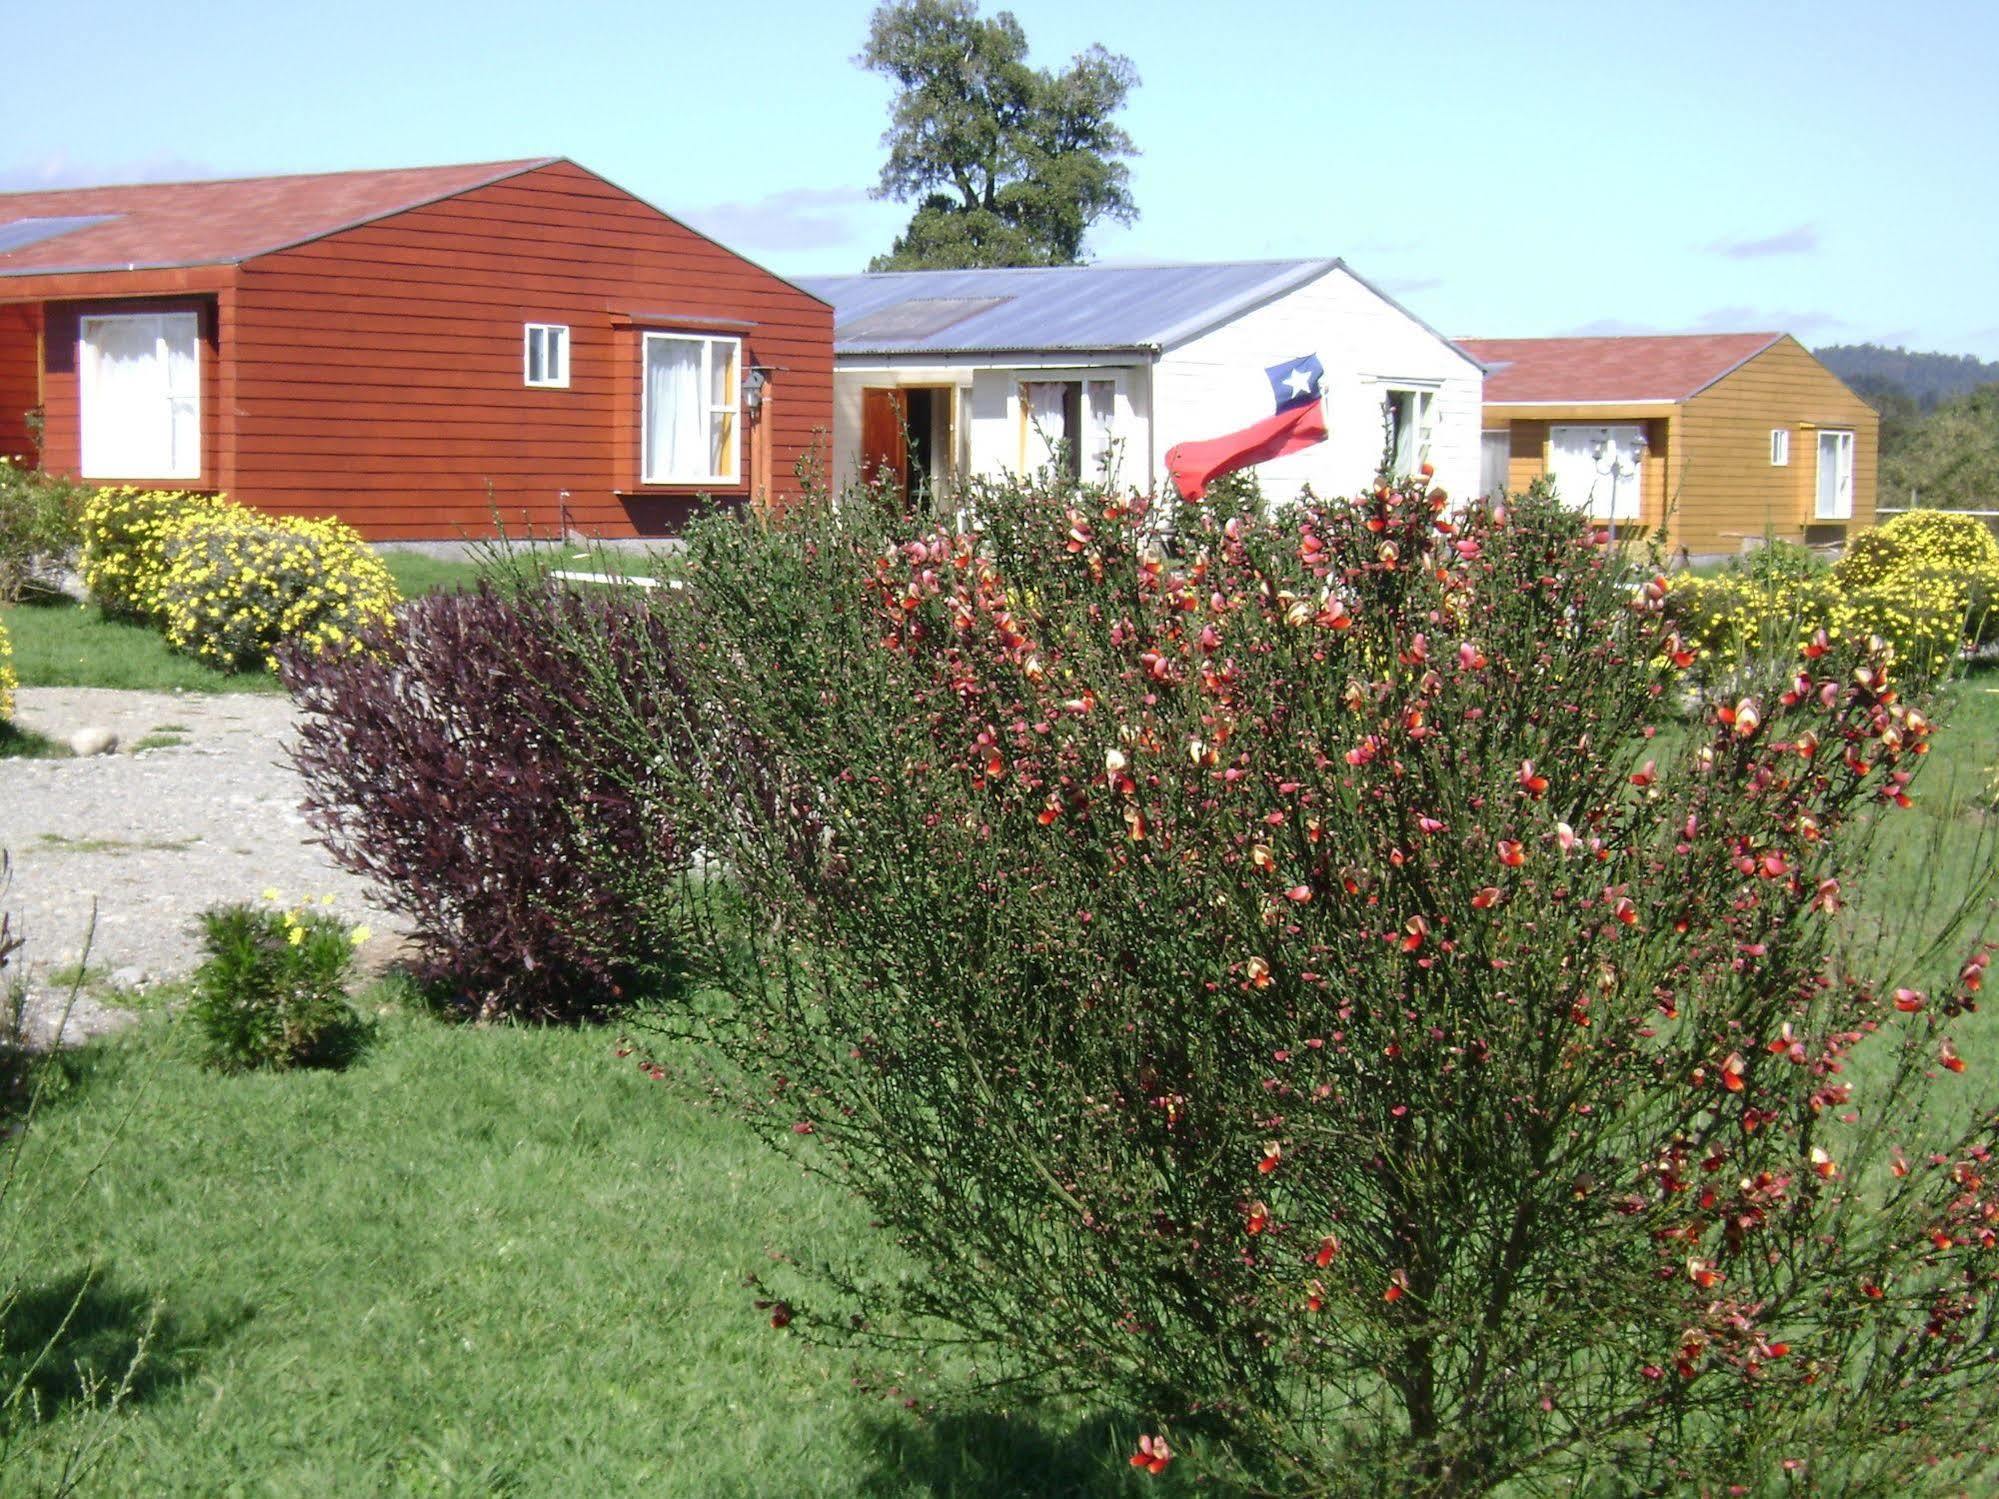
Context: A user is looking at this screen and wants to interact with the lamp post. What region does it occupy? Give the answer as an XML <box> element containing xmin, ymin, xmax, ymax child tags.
<box><xmin>1593</xmin><ymin>429</ymin><xmax>1649</xmax><ymax>546</ymax></box>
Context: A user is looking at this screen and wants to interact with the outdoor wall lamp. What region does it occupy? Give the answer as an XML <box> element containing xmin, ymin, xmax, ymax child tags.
<box><xmin>743</xmin><ymin>367</ymin><xmax>770</xmax><ymax>411</ymax></box>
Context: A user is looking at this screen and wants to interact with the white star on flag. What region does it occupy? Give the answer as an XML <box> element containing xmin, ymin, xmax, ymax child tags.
<box><xmin>1282</xmin><ymin>366</ymin><xmax>1315</xmax><ymax>399</ymax></box>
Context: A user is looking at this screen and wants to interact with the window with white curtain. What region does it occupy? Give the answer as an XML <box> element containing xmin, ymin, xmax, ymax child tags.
<box><xmin>642</xmin><ymin>333</ymin><xmax>739</xmax><ymax>484</ymax></box>
<box><xmin>1548</xmin><ymin>424</ymin><xmax>1644</xmax><ymax>520</ymax></box>
<box><xmin>79</xmin><ymin>311</ymin><xmax>200</xmax><ymax>479</ymax></box>
<box><xmin>1382</xmin><ymin>387</ymin><xmax>1435</xmax><ymax>476</ymax></box>
<box><xmin>1480</xmin><ymin>430</ymin><xmax>1511</xmax><ymax>498</ymax></box>
<box><xmin>1816</xmin><ymin>429</ymin><xmax>1854</xmax><ymax>519</ymax></box>
<box><xmin>1770</xmin><ymin>428</ymin><xmax>1790</xmax><ymax>466</ymax></box>
<box><xmin>1020</xmin><ymin>377</ymin><xmax>1117</xmax><ymax>479</ymax></box>
<box><xmin>524</xmin><ymin>323</ymin><xmax>569</xmax><ymax>388</ymax></box>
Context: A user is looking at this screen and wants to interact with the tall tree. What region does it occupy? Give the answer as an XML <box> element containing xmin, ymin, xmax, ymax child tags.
<box><xmin>858</xmin><ymin>0</ymin><xmax>1139</xmax><ymax>271</ymax></box>
<box><xmin>1881</xmin><ymin>383</ymin><xmax>1999</xmax><ymax>510</ymax></box>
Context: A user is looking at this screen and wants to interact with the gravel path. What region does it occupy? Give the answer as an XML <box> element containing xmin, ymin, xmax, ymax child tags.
<box><xmin>2</xmin><ymin>687</ymin><xmax>405</xmax><ymax>1046</ymax></box>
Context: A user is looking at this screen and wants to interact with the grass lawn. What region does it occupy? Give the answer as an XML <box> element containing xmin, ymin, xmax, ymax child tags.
<box><xmin>0</xmin><ymin>594</ymin><xmax>282</xmax><ymax>696</ymax></box>
<box><xmin>1</xmin><ymin>548</ymin><xmax>678</xmax><ymax>697</ymax></box>
<box><xmin>379</xmin><ymin>544</ymin><xmax>681</xmax><ymax>600</ymax></box>
<box><xmin>1</xmin><ymin>1008</ymin><xmax>1161</xmax><ymax>1497</ymax></box>
<box><xmin>3</xmin><ymin>674</ymin><xmax>1991</xmax><ymax>1496</ymax></box>
<box><xmin>376</xmin><ymin>550</ymin><xmax>494</xmax><ymax>599</ymax></box>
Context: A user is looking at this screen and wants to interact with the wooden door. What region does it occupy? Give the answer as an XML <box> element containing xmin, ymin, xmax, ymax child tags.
<box><xmin>860</xmin><ymin>387</ymin><xmax>908</xmax><ymax>498</ymax></box>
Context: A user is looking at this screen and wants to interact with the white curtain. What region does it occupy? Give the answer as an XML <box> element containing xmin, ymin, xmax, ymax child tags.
<box><xmin>1817</xmin><ymin>431</ymin><xmax>1853</xmax><ymax>518</ymax></box>
<box><xmin>644</xmin><ymin>336</ymin><xmax>704</xmax><ymax>483</ymax></box>
<box><xmin>1547</xmin><ymin>425</ymin><xmax>1601</xmax><ymax>514</ymax></box>
<box><xmin>80</xmin><ymin>312</ymin><xmax>199</xmax><ymax>479</ymax></box>
<box><xmin>1549</xmin><ymin>424</ymin><xmax>1643</xmax><ymax>520</ymax></box>
<box><xmin>1480</xmin><ymin>430</ymin><xmax>1510</xmax><ymax>498</ymax></box>
<box><xmin>1386</xmin><ymin>389</ymin><xmax>1432</xmax><ymax>476</ymax></box>
<box><xmin>1086</xmin><ymin>380</ymin><xmax>1116</xmax><ymax>475</ymax></box>
<box><xmin>1023</xmin><ymin>381</ymin><xmax>1066</xmax><ymax>472</ymax></box>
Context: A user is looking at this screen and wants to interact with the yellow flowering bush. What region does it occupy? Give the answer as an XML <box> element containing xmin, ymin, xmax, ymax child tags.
<box><xmin>78</xmin><ymin>485</ymin><xmax>231</xmax><ymax>619</ymax></box>
<box><xmin>0</xmin><ymin>615</ymin><xmax>16</xmax><ymax>721</ymax></box>
<box><xmin>1835</xmin><ymin>508</ymin><xmax>1999</xmax><ymax>589</ymax></box>
<box><xmin>1669</xmin><ymin>511</ymin><xmax>1999</xmax><ymax>682</ymax></box>
<box><xmin>157</xmin><ymin>507</ymin><xmax>398</xmax><ymax>672</ymax></box>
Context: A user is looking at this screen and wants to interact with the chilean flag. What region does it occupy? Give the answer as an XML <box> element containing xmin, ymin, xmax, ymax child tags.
<box><xmin>1165</xmin><ymin>354</ymin><xmax>1329</xmax><ymax>502</ymax></box>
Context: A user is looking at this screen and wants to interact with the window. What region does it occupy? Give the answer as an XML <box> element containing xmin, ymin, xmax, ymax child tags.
<box><xmin>1548</xmin><ymin>424</ymin><xmax>1644</xmax><ymax>520</ymax></box>
<box><xmin>1816</xmin><ymin>429</ymin><xmax>1855</xmax><ymax>519</ymax></box>
<box><xmin>641</xmin><ymin>333</ymin><xmax>739</xmax><ymax>485</ymax></box>
<box><xmin>1480</xmin><ymin>430</ymin><xmax>1511</xmax><ymax>498</ymax></box>
<box><xmin>79</xmin><ymin>311</ymin><xmax>200</xmax><ymax>479</ymax></box>
<box><xmin>1382</xmin><ymin>387</ymin><xmax>1435</xmax><ymax>476</ymax></box>
<box><xmin>1770</xmin><ymin>428</ymin><xmax>1790</xmax><ymax>466</ymax></box>
<box><xmin>524</xmin><ymin>323</ymin><xmax>569</xmax><ymax>388</ymax></box>
<box><xmin>1020</xmin><ymin>378</ymin><xmax>1117</xmax><ymax>479</ymax></box>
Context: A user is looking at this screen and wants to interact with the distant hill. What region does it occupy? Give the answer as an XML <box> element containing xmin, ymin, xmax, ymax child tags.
<box><xmin>1814</xmin><ymin>343</ymin><xmax>1999</xmax><ymax>410</ymax></box>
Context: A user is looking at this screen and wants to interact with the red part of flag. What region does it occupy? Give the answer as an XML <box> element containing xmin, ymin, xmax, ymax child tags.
<box><xmin>1166</xmin><ymin>399</ymin><xmax>1329</xmax><ymax>502</ymax></box>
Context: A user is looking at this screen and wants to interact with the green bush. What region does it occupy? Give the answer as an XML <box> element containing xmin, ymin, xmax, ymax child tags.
<box><xmin>583</xmin><ymin>473</ymin><xmax>1999</xmax><ymax>1492</ymax></box>
<box><xmin>1742</xmin><ymin>536</ymin><xmax>1827</xmax><ymax>587</ymax></box>
<box><xmin>0</xmin><ymin>457</ymin><xmax>90</xmax><ymax>603</ymax></box>
<box><xmin>188</xmin><ymin>898</ymin><xmax>364</xmax><ymax>1071</ymax></box>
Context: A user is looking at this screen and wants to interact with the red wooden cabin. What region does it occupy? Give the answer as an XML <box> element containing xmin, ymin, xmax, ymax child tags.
<box><xmin>0</xmin><ymin>158</ymin><xmax>832</xmax><ymax>538</ymax></box>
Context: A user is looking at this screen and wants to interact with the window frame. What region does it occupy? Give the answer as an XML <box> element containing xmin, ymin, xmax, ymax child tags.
<box><xmin>1770</xmin><ymin>427</ymin><xmax>1790</xmax><ymax>466</ymax></box>
<box><xmin>640</xmin><ymin>331</ymin><xmax>741</xmax><ymax>487</ymax></box>
<box><xmin>1815</xmin><ymin>428</ymin><xmax>1855</xmax><ymax>520</ymax></box>
<box><xmin>1381</xmin><ymin>385</ymin><xmax>1436</xmax><ymax>477</ymax></box>
<box><xmin>523</xmin><ymin>323</ymin><xmax>570</xmax><ymax>389</ymax></box>
<box><xmin>78</xmin><ymin>309</ymin><xmax>202</xmax><ymax>481</ymax></box>
<box><xmin>1017</xmin><ymin>374</ymin><xmax>1120</xmax><ymax>479</ymax></box>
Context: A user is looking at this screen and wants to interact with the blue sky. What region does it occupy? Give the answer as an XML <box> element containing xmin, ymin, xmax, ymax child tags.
<box><xmin>5</xmin><ymin>0</ymin><xmax>1994</xmax><ymax>358</ymax></box>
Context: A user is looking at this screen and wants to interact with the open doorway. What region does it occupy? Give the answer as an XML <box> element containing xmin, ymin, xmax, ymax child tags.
<box><xmin>859</xmin><ymin>385</ymin><xmax>955</xmax><ymax>513</ymax></box>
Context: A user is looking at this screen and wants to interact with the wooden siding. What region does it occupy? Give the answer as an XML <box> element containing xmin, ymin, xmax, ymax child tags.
<box><xmin>0</xmin><ymin>303</ymin><xmax>41</xmax><ymax>462</ymax></box>
<box><xmin>227</xmin><ymin>160</ymin><xmax>832</xmax><ymax>538</ymax></box>
<box><xmin>1675</xmin><ymin>335</ymin><xmax>1877</xmax><ymax>555</ymax></box>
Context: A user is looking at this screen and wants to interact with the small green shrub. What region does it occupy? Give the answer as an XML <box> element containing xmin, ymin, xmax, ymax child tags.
<box><xmin>1742</xmin><ymin>536</ymin><xmax>1827</xmax><ymax>586</ymax></box>
<box><xmin>0</xmin><ymin>457</ymin><xmax>90</xmax><ymax>603</ymax></box>
<box><xmin>188</xmin><ymin>898</ymin><xmax>364</xmax><ymax>1070</ymax></box>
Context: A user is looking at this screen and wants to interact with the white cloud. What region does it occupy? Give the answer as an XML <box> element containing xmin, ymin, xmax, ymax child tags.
<box><xmin>680</xmin><ymin>185</ymin><xmax>872</xmax><ymax>251</ymax></box>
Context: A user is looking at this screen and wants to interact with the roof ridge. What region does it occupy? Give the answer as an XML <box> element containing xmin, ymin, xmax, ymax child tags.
<box><xmin>802</xmin><ymin>256</ymin><xmax>1338</xmax><ymax>282</ymax></box>
<box><xmin>0</xmin><ymin>156</ymin><xmax>560</xmax><ymax>201</ymax></box>
<box><xmin>1461</xmin><ymin>331</ymin><xmax>1785</xmax><ymax>345</ymax></box>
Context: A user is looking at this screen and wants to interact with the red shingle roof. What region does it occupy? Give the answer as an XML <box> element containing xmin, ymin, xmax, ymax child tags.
<box><xmin>0</xmin><ymin>158</ymin><xmax>557</xmax><ymax>277</ymax></box>
<box><xmin>1459</xmin><ymin>333</ymin><xmax>1784</xmax><ymax>404</ymax></box>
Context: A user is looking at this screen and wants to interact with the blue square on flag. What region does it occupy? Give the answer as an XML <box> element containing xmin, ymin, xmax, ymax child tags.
<box><xmin>1266</xmin><ymin>354</ymin><xmax>1324</xmax><ymax>413</ymax></box>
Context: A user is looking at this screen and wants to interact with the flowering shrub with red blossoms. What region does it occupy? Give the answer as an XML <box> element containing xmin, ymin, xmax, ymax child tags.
<box><xmin>598</xmin><ymin>472</ymin><xmax>1998</xmax><ymax>1494</ymax></box>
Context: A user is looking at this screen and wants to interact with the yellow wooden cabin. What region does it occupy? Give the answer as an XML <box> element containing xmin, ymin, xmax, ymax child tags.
<box><xmin>1458</xmin><ymin>333</ymin><xmax>1877</xmax><ymax>560</ymax></box>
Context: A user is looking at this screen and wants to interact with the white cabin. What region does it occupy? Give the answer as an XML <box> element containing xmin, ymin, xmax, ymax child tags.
<box><xmin>795</xmin><ymin>259</ymin><xmax>1484</xmax><ymax>507</ymax></box>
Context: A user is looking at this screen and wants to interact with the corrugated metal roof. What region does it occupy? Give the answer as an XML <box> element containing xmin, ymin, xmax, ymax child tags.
<box><xmin>0</xmin><ymin>159</ymin><xmax>557</xmax><ymax>277</ymax></box>
<box><xmin>795</xmin><ymin>259</ymin><xmax>1344</xmax><ymax>356</ymax></box>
